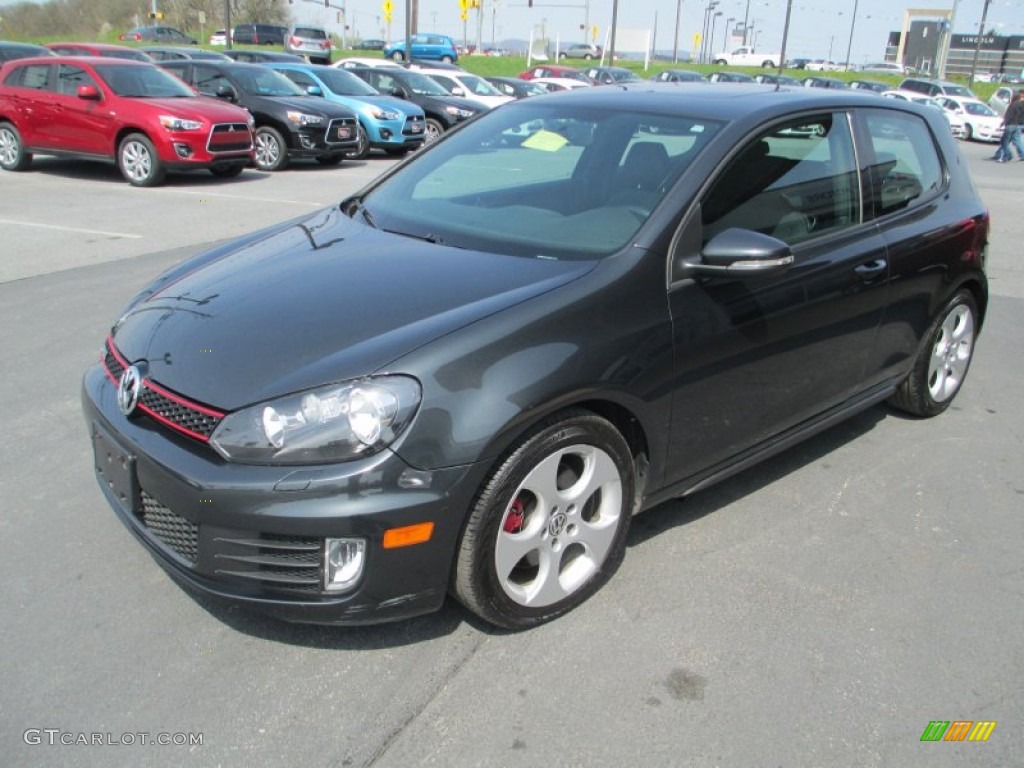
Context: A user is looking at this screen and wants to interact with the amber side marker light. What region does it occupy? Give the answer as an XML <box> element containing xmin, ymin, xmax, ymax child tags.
<box><xmin>382</xmin><ymin>522</ymin><xmax>435</xmax><ymax>549</ymax></box>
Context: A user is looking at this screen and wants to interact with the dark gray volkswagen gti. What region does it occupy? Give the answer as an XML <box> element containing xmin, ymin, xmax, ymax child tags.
<box><xmin>83</xmin><ymin>84</ymin><xmax>988</xmax><ymax>629</ymax></box>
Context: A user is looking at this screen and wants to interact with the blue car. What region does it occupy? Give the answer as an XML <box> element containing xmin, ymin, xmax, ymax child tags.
<box><xmin>269</xmin><ymin>63</ymin><xmax>427</xmax><ymax>158</ymax></box>
<box><xmin>383</xmin><ymin>33</ymin><xmax>458</xmax><ymax>63</ymax></box>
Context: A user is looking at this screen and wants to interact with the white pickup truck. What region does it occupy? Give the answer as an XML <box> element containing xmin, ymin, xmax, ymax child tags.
<box><xmin>712</xmin><ymin>46</ymin><xmax>780</xmax><ymax>68</ymax></box>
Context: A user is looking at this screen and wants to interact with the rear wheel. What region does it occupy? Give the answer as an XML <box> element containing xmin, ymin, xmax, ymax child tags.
<box><xmin>714</xmin><ymin>58</ymin><xmax>727</xmax><ymax>65</ymax></box>
<box><xmin>117</xmin><ymin>133</ymin><xmax>165</xmax><ymax>186</ymax></box>
<box><xmin>963</xmin><ymin>123</ymin><xmax>974</xmax><ymax>141</ymax></box>
<box><xmin>441</xmin><ymin>55</ymin><xmax>454</xmax><ymax>64</ymax></box>
<box><xmin>391</xmin><ymin>50</ymin><xmax>405</xmax><ymax>62</ymax></box>
<box><xmin>453</xmin><ymin>410</ymin><xmax>634</xmax><ymax>629</ymax></box>
<box><xmin>0</xmin><ymin>122</ymin><xmax>31</xmax><ymax>171</ymax></box>
<box><xmin>889</xmin><ymin>289</ymin><xmax>979</xmax><ymax>417</ymax></box>
<box><xmin>254</xmin><ymin>126</ymin><xmax>288</xmax><ymax>171</ymax></box>
<box><xmin>424</xmin><ymin>118</ymin><xmax>444</xmax><ymax>144</ymax></box>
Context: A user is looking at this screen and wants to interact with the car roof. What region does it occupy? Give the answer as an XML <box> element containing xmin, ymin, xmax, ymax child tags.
<box><xmin>47</xmin><ymin>42</ymin><xmax>141</xmax><ymax>51</ymax></box>
<box><xmin>8</xmin><ymin>55</ymin><xmax>153</xmax><ymax>67</ymax></box>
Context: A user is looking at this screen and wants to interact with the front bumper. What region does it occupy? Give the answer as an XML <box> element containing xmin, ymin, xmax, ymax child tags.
<box><xmin>289</xmin><ymin>117</ymin><xmax>359</xmax><ymax>157</ymax></box>
<box><xmin>367</xmin><ymin>115</ymin><xmax>426</xmax><ymax>149</ymax></box>
<box><xmin>82</xmin><ymin>362</ymin><xmax>483</xmax><ymax>625</ymax></box>
<box><xmin>157</xmin><ymin>122</ymin><xmax>254</xmax><ymax>168</ymax></box>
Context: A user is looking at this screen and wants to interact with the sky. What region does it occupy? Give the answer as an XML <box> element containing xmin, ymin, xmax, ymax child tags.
<box><xmin>293</xmin><ymin>0</ymin><xmax>1024</xmax><ymax>63</ymax></box>
<box><xmin>0</xmin><ymin>0</ymin><xmax>1020</xmax><ymax>63</ymax></box>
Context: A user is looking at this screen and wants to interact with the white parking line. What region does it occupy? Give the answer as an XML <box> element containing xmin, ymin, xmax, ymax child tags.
<box><xmin>0</xmin><ymin>219</ymin><xmax>143</xmax><ymax>239</ymax></box>
<box><xmin>155</xmin><ymin>190</ymin><xmax>323</xmax><ymax>206</ymax></box>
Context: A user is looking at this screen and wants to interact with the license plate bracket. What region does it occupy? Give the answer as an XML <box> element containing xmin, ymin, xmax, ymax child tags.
<box><xmin>91</xmin><ymin>422</ymin><xmax>139</xmax><ymax>515</ymax></box>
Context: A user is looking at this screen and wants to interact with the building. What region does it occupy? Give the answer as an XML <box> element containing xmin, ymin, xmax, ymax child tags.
<box><xmin>886</xmin><ymin>21</ymin><xmax>1024</xmax><ymax>79</ymax></box>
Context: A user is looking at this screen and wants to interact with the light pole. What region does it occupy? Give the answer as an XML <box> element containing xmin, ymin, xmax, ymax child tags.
<box><xmin>843</xmin><ymin>0</ymin><xmax>858</xmax><ymax>69</ymax></box>
<box><xmin>673</xmin><ymin>0</ymin><xmax>683</xmax><ymax>64</ymax></box>
<box><xmin>709</xmin><ymin>11</ymin><xmax>723</xmax><ymax>59</ymax></box>
<box><xmin>968</xmin><ymin>0</ymin><xmax>992</xmax><ymax>86</ymax></box>
<box><xmin>701</xmin><ymin>0</ymin><xmax>719</xmax><ymax>63</ymax></box>
<box><xmin>742</xmin><ymin>0</ymin><xmax>751</xmax><ymax>45</ymax></box>
<box><xmin>723</xmin><ymin>16</ymin><xmax>735</xmax><ymax>52</ymax></box>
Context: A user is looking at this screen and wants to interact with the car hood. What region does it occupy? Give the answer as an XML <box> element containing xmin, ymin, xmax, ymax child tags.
<box><xmin>111</xmin><ymin>207</ymin><xmax>594</xmax><ymax>410</ymax></box>
<box><xmin>130</xmin><ymin>96</ymin><xmax>250</xmax><ymax>122</ymax></box>
<box><xmin>255</xmin><ymin>94</ymin><xmax>355</xmax><ymax>118</ymax></box>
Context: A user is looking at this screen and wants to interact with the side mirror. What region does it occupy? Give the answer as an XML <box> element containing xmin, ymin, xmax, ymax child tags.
<box><xmin>306</xmin><ymin>85</ymin><xmax>323</xmax><ymax>97</ymax></box>
<box><xmin>215</xmin><ymin>85</ymin><xmax>239</xmax><ymax>103</ymax></box>
<box><xmin>677</xmin><ymin>228</ymin><xmax>795</xmax><ymax>280</ymax></box>
<box><xmin>450</xmin><ymin>86</ymin><xmax>465</xmax><ymax>96</ymax></box>
<box><xmin>77</xmin><ymin>85</ymin><xmax>101</xmax><ymax>101</ymax></box>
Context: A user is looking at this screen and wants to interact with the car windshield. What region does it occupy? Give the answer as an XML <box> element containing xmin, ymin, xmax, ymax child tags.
<box><xmin>457</xmin><ymin>74</ymin><xmax>502</xmax><ymax>96</ymax></box>
<box><xmin>294</xmin><ymin>27</ymin><xmax>327</xmax><ymax>39</ymax></box>
<box><xmin>94</xmin><ymin>64</ymin><xmax>196</xmax><ymax>97</ymax></box>
<box><xmin>100</xmin><ymin>50</ymin><xmax>152</xmax><ymax>62</ymax></box>
<box><xmin>233</xmin><ymin>67</ymin><xmax>305</xmax><ymax>97</ymax></box>
<box><xmin>395</xmin><ymin>70</ymin><xmax>451</xmax><ymax>96</ymax></box>
<box><xmin>359</xmin><ymin>101</ymin><xmax>724</xmax><ymax>260</ymax></box>
<box><xmin>314</xmin><ymin>67</ymin><xmax>379</xmax><ymax>95</ymax></box>
<box><xmin>963</xmin><ymin>101</ymin><xmax>996</xmax><ymax>116</ymax></box>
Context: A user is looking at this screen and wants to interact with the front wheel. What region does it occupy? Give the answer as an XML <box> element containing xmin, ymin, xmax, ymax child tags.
<box><xmin>713</xmin><ymin>58</ymin><xmax>727</xmax><ymax>65</ymax></box>
<box><xmin>0</xmin><ymin>122</ymin><xmax>31</xmax><ymax>171</ymax></box>
<box><xmin>889</xmin><ymin>289</ymin><xmax>979</xmax><ymax>417</ymax></box>
<box><xmin>963</xmin><ymin>123</ymin><xmax>974</xmax><ymax>141</ymax></box>
<box><xmin>441</xmin><ymin>55</ymin><xmax>454</xmax><ymax>63</ymax></box>
<box><xmin>761</xmin><ymin>60</ymin><xmax>776</xmax><ymax>68</ymax></box>
<box><xmin>391</xmin><ymin>50</ymin><xmax>405</xmax><ymax>62</ymax></box>
<box><xmin>344</xmin><ymin>124</ymin><xmax>370</xmax><ymax>160</ymax></box>
<box><xmin>453</xmin><ymin>410</ymin><xmax>634</xmax><ymax>630</ymax></box>
<box><xmin>424</xmin><ymin>118</ymin><xmax>444</xmax><ymax>144</ymax></box>
<box><xmin>118</xmin><ymin>133</ymin><xmax>165</xmax><ymax>186</ymax></box>
<box><xmin>254</xmin><ymin>126</ymin><xmax>289</xmax><ymax>171</ymax></box>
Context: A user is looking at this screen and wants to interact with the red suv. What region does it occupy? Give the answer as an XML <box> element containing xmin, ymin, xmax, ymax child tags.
<box><xmin>0</xmin><ymin>56</ymin><xmax>254</xmax><ymax>186</ymax></box>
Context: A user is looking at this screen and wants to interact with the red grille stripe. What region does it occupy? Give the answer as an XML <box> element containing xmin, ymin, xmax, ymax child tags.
<box><xmin>143</xmin><ymin>379</ymin><xmax>225</xmax><ymax>418</ymax></box>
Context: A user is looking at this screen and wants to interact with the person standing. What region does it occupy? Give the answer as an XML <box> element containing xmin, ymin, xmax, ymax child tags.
<box><xmin>994</xmin><ymin>89</ymin><xmax>1024</xmax><ymax>162</ymax></box>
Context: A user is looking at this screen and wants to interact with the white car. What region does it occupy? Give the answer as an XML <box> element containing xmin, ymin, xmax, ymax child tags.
<box><xmin>414</xmin><ymin>67</ymin><xmax>514</xmax><ymax>108</ymax></box>
<box><xmin>531</xmin><ymin>77</ymin><xmax>593</xmax><ymax>92</ymax></box>
<box><xmin>882</xmin><ymin>90</ymin><xmax>967</xmax><ymax>139</ymax></box>
<box><xmin>333</xmin><ymin>57</ymin><xmax>404</xmax><ymax>69</ymax></box>
<box><xmin>934</xmin><ymin>96</ymin><xmax>1004</xmax><ymax>142</ymax></box>
<box><xmin>209</xmin><ymin>30</ymin><xmax>228</xmax><ymax>46</ymax></box>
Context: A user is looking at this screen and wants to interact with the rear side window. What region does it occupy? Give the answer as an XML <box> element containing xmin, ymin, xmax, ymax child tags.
<box><xmin>702</xmin><ymin>113</ymin><xmax>859</xmax><ymax>247</ymax></box>
<box><xmin>861</xmin><ymin>109</ymin><xmax>944</xmax><ymax>218</ymax></box>
<box><xmin>5</xmin><ymin>64</ymin><xmax>52</xmax><ymax>89</ymax></box>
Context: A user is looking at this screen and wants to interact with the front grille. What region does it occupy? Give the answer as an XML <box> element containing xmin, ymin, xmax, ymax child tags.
<box><xmin>403</xmin><ymin>115</ymin><xmax>425</xmax><ymax>137</ymax></box>
<box><xmin>207</xmin><ymin>123</ymin><xmax>253</xmax><ymax>153</ymax></box>
<box><xmin>325</xmin><ymin>117</ymin><xmax>357</xmax><ymax>145</ymax></box>
<box><xmin>102</xmin><ymin>336</ymin><xmax>225</xmax><ymax>443</ymax></box>
<box><xmin>141</xmin><ymin>490</ymin><xmax>199</xmax><ymax>564</ymax></box>
<box><xmin>213</xmin><ymin>534</ymin><xmax>323</xmax><ymax>592</ymax></box>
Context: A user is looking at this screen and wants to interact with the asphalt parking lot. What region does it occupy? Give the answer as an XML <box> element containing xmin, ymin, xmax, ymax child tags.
<box><xmin>1</xmin><ymin>142</ymin><xmax>1021</xmax><ymax>767</ymax></box>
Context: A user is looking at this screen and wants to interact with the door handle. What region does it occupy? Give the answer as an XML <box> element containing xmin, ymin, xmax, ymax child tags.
<box><xmin>854</xmin><ymin>259</ymin><xmax>887</xmax><ymax>278</ymax></box>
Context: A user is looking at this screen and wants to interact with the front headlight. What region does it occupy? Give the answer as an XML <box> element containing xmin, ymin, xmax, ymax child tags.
<box><xmin>210</xmin><ymin>376</ymin><xmax>421</xmax><ymax>464</ymax></box>
<box><xmin>159</xmin><ymin>115</ymin><xmax>204</xmax><ymax>131</ymax></box>
<box><xmin>287</xmin><ymin>110</ymin><xmax>325</xmax><ymax>127</ymax></box>
<box><xmin>371</xmin><ymin>109</ymin><xmax>401</xmax><ymax>121</ymax></box>
<box><xmin>444</xmin><ymin>106</ymin><xmax>474</xmax><ymax>118</ymax></box>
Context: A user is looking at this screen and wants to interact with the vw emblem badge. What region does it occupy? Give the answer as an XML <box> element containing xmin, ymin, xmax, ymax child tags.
<box><xmin>117</xmin><ymin>365</ymin><xmax>142</xmax><ymax>416</ymax></box>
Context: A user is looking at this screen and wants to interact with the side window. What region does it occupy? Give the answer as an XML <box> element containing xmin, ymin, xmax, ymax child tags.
<box><xmin>281</xmin><ymin>70</ymin><xmax>315</xmax><ymax>89</ymax></box>
<box><xmin>6</xmin><ymin>64</ymin><xmax>52</xmax><ymax>90</ymax></box>
<box><xmin>194</xmin><ymin>66</ymin><xmax>230</xmax><ymax>96</ymax></box>
<box><xmin>701</xmin><ymin>112</ymin><xmax>859</xmax><ymax>247</ymax></box>
<box><xmin>434</xmin><ymin>75</ymin><xmax>457</xmax><ymax>93</ymax></box>
<box><xmin>57</xmin><ymin>64</ymin><xmax>98</xmax><ymax>96</ymax></box>
<box><xmin>862</xmin><ymin>109</ymin><xmax>944</xmax><ymax>218</ymax></box>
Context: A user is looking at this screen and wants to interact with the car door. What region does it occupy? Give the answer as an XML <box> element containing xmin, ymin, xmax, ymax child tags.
<box><xmin>664</xmin><ymin>111</ymin><xmax>891</xmax><ymax>485</ymax></box>
<box><xmin>50</xmin><ymin>63</ymin><xmax>112</xmax><ymax>154</ymax></box>
<box><xmin>1</xmin><ymin>63</ymin><xmax>57</xmax><ymax>148</ymax></box>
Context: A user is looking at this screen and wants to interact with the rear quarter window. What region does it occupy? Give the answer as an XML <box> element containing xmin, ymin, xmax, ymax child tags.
<box><xmin>861</xmin><ymin>109</ymin><xmax>944</xmax><ymax>218</ymax></box>
<box><xmin>5</xmin><ymin>64</ymin><xmax>52</xmax><ymax>89</ymax></box>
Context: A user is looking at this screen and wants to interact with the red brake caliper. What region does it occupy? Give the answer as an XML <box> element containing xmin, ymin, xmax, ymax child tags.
<box><xmin>503</xmin><ymin>497</ymin><xmax>525</xmax><ymax>533</ymax></box>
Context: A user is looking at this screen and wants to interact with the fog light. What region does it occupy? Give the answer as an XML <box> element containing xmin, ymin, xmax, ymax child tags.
<box><xmin>324</xmin><ymin>538</ymin><xmax>365</xmax><ymax>592</ymax></box>
<box><xmin>174</xmin><ymin>143</ymin><xmax>193</xmax><ymax>158</ymax></box>
<box><xmin>381</xmin><ymin>129</ymin><xmax>392</xmax><ymax>140</ymax></box>
<box><xmin>299</xmin><ymin>134</ymin><xmax>315</xmax><ymax>149</ymax></box>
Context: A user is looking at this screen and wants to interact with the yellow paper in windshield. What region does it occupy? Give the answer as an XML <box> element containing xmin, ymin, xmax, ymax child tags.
<box><xmin>523</xmin><ymin>130</ymin><xmax>570</xmax><ymax>152</ymax></box>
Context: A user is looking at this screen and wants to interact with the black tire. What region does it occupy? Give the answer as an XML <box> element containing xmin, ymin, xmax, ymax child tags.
<box><xmin>117</xmin><ymin>133</ymin><xmax>165</xmax><ymax>187</ymax></box>
<box><xmin>316</xmin><ymin>152</ymin><xmax>345</xmax><ymax>166</ymax></box>
<box><xmin>452</xmin><ymin>410</ymin><xmax>634</xmax><ymax>630</ymax></box>
<box><xmin>584</xmin><ymin>53</ymin><xmax>594</xmax><ymax>60</ymax></box>
<box><xmin>0</xmin><ymin>121</ymin><xmax>31</xmax><ymax>171</ymax></box>
<box><xmin>424</xmin><ymin>118</ymin><xmax>444</xmax><ymax>144</ymax></box>
<box><xmin>344</xmin><ymin>124</ymin><xmax>370</xmax><ymax>160</ymax></box>
<box><xmin>963</xmin><ymin>123</ymin><xmax>974</xmax><ymax>141</ymax></box>
<box><xmin>889</xmin><ymin>289</ymin><xmax>979</xmax><ymax>417</ymax></box>
<box><xmin>441</xmin><ymin>55</ymin><xmax>454</xmax><ymax>64</ymax></box>
<box><xmin>254</xmin><ymin>126</ymin><xmax>289</xmax><ymax>171</ymax></box>
<box><xmin>558</xmin><ymin>52</ymin><xmax>568</xmax><ymax>60</ymax></box>
<box><xmin>714</xmin><ymin>58</ymin><xmax>727</xmax><ymax>65</ymax></box>
<box><xmin>762</xmin><ymin>60</ymin><xmax>776</xmax><ymax>68</ymax></box>
<box><xmin>208</xmin><ymin>164</ymin><xmax>245</xmax><ymax>178</ymax></box>
<box><xmin>391</xmin><ymin>50</ymin><xmax>405</xmax><ymax>62</ymax></box>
